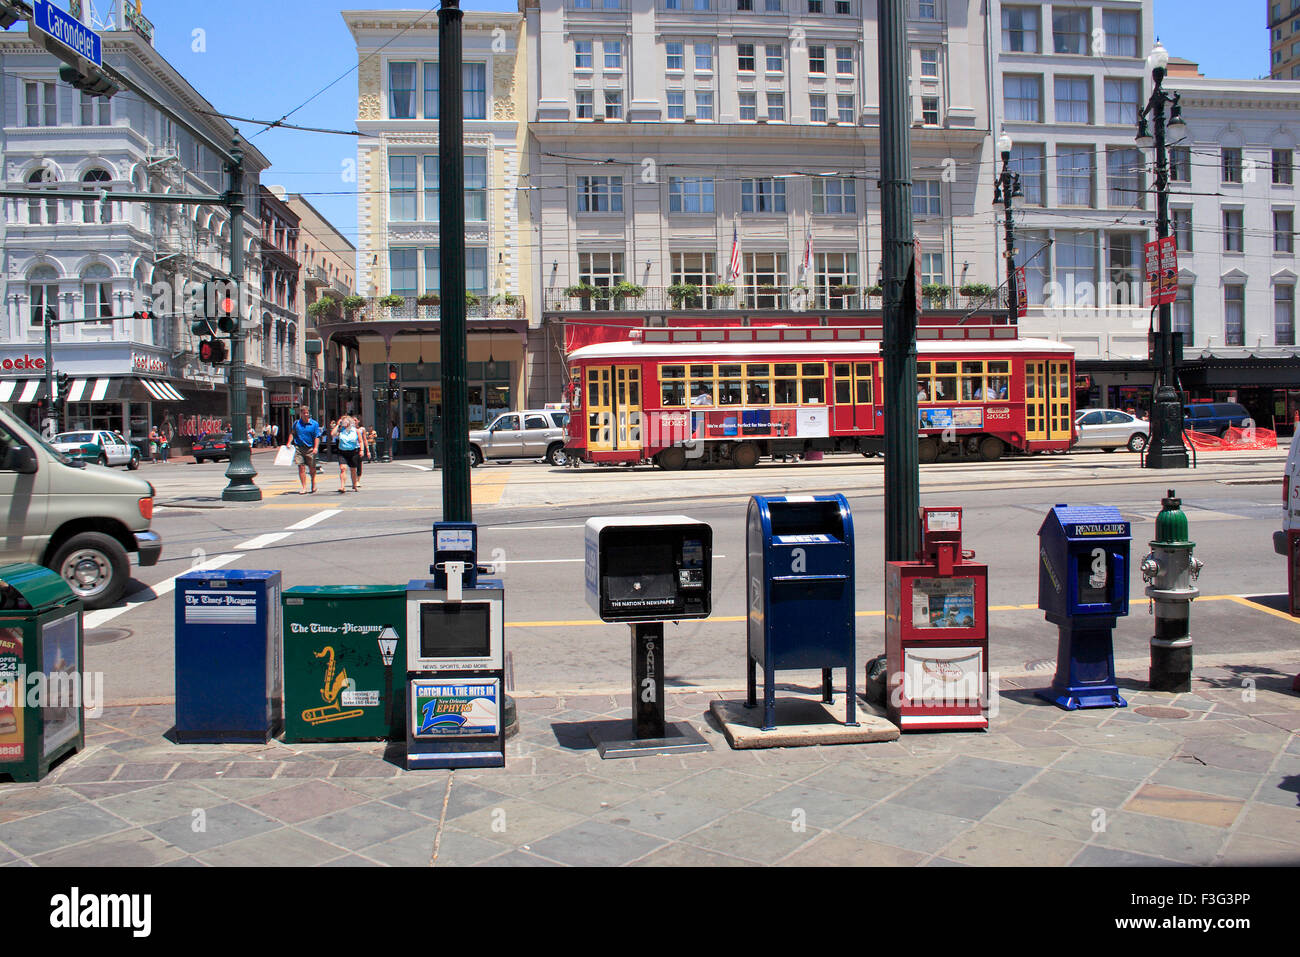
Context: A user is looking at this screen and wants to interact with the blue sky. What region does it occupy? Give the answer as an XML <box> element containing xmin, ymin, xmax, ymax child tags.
<box><xmin>66</xmin><ymin>1</ymin><xmax>1271</xmax><ymax>259</ymax></box>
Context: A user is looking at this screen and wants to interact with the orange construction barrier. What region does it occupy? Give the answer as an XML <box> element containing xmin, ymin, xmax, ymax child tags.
<box><xmin>1181</xmin><ymin>427</ymin><xmax>1278</xmax><ymax>451</ymax></box>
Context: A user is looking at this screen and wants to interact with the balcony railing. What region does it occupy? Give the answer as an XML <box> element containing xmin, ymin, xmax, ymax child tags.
<box><xmin>541</xmin><ymin>286</ymin><xmax>1010</xmax><ymax>314</ymax></box>
<box><xmin>311</xmin><ymin>295</ymin><xmax>526</xmax><ymax>325</ymax></box>
<box><xmin>305</xmin><ymin>265</ymin><xmax>329</xmax><ymax>288</ymax></box>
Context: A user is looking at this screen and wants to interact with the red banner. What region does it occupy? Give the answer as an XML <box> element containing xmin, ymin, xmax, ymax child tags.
<box><xmin>1014</xmin><ymin>267</ymin><xmax>1028</xmax><ymax>318</ymax></box>
<box><xmin>1146</xmin><ymin>237</ymin><xmax>1178</xmax><ymax>306</ymax></box>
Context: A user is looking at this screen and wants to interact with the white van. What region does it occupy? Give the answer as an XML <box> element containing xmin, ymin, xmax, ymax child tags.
<box><xmin>1275</xmin><ymin>438</ymin><xmax>1300</xmax><ymax>556</ymax></box>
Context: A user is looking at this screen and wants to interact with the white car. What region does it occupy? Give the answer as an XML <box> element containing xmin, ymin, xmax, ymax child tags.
<box><xmin>1275</xmin><ymin>436</ymin><xmax>1300</xmax><ymax>557</ymax></box>
<box><xmin>1073</xmin><ymin>408</ymin><xmax>1150</xmax><ymax>452</ymax></box>
<box><xmin>50</xmin><ymin>430</ymin><xmax>140</xmax><ymax>469</ymax></box>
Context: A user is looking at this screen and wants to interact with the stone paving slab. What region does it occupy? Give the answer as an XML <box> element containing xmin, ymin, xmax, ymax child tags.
<box><xmin>0</xmin><ymin>660</ymin><xmax>1295</xmax><ymax>865</ymax></box>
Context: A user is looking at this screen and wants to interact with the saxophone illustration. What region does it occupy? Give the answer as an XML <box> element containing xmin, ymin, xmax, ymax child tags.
<box><xmin>300</xmin><ymin>646</ymin><xmax>366</xmax><ymax>726</ymax></box>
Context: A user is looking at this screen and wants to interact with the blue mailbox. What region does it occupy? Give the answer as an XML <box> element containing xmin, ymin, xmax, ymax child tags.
<box><xmin>175</xmin><ymin>569</ymin><xmax>282</xmax><ymax>742</ymax></box>
<box><xmin>746</xmin><ymin>494</ymin><xmax>856</xmax><ymax>731</ymax></box>
<box><xmin>1036</xmin><ymin>505</ymin><xmax>1130</xmax><ymax>710</ymax></box>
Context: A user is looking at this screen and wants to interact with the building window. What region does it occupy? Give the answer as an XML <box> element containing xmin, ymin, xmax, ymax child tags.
<box><xmin>667</xmin><ymin>91</ymin><xmax>685</xmax><ymax>119</ymax></box>
<box><xmin>812</xmin><ymin>177</ymin><xmax>856</xmax><ymax>214</ymax></box>
<box><xmin>1001</xmin><ymin>6</ymin><xmax>1040</xmax><ymax>53</ymax></box>
<box><xmin>1106</xmin><ymin>147</ymin><xmax>1144</xmax><ymax>208</ymax></box>
<box><xmin>921</xmin><ymin>96</ymin><xmax>939</xmax><ymax>125</ymax></box>
<box><xmin>809</xmin><ymin>45</ymin><xmax>826</xmax><ymax>74</ymax></box>
<box><xmin>24</xmin><ymin>81</ymin><xmax>56</xmax><ymax>127</ymax></box>
<box><xmin>389</xmin><ymin>155</ymin><xmax>417</xmax><ymax>221</ymax></box>
<box><xmin>82</xmin><ymin>265</ymin><xmax>113</xmax><ymax>325</ymax></box>
<box><xmin>666</xmin><ymin>42</ymin><xmax>684</xmax><ymax>71</ymax></box>
<box><xmin>742</xmin><ymin>178</ymin><xmax>786</xmax><ymax>212</ymax></box>
<box><xmin>1224</xmin><ymin>285</ymin><xmax>1245</xmax><ymax>346</ymax></box>
<box><xmin>839</xmin><ymin>94</ymin><xmax>856</xmax><ymax>123</ymax></box>
<box><xmin>1104</xmin><ymin>78</ymin><xmax>1140</xmax><ymax>125</ymax></box>
<box><xmin>744</xmin><ymin>253</ymin><xmax>788</xmax><ymax>306</ymax></box>
<box><xmin>575</xmin><ymin>40</ymin><xmax>593</xmax><ymax>70</ymax></box>
<box><xmin>578</xmin><ymin>252</ymin><xmax>625</xmax><ymax>296</ymax></box>
<box><xmin>465</xmin><ymin>155</ymin><xmax>487</xmax><ymax>221</ymax></box>
<box><xmin>29</xmin><ymin>267</ymin><xmax>59</xmax><ymax>328</ymax></box>
<box><xmin>836</xmin><ymin>47</ymin><xmax>853</xmax><ymax>76</ymax></box>
<box><xmin>739</xmin><ymin>92</ymin><xmax>757</xmax><ymax>121</ymax></box>
<box><xmin>421</xmin><ymin>157</ymin><xmax>441</xmax><ymax>221</ymax></box>
<box><xmin>1102</xmin><ymin>10</ymin><xmax>1140</xmax><ymax>57</ymax></box>
<box><xmin>1010</xmin><ymin>143</ymin><xmax>1046</xmax><ymax>205</ymax></box>
<box><xmin>1276</xmin><ymin>285</ymin><xmax>1296</xmax><ymax>345</ymax></box>
<box><xmin>389</xmin><ymin>62</ymin><xmax>417</xmax><ymax>119</ymax></box>
<box><xmin>1275</xmin><ymin>208</ymin><xmax>1295</xmax><ymax>252</ymax></box>
<box><xmin>1015</xmin><ymin>229</ymin><xmax>1049</xmax><ymax>304</ymax></box>
<box><xmin>696</xmin><ymin>42</ymin><xmax>714</xmax><ymax>72</ymax></box>
<box><xmin>738</xmin><ymin>43</ymin><xmax>755</xmax><ymax>72</ymax></box>
<box><xmin>1053</xmin><ymin>8</ymin><xmax>1089</xmax><ymax>55</ymax></box>
<box><xmin>80</xmin><ymin>92</ymin><xmax>110</xmax><ymax>126</ymax></box>
<box><xmin>920</xmin><ymin>251</ymin><xmax>944</xmax><ymax>287</ymax></box>
<box><xmin>1274</xmin><ymin>148</ymin><xmax>1294</xmax><ymax>185</ymax></box>
<box><xmin>1172</xmin><ymin>207</ymin><xmax>1193</xmax><ymax>252</ymax></box>
<box><xmin>766</xmin><ymin>44</ymin><xmax>783</xmax><ymax>72</ymax></box>
<box><xmin>918</xmin><ymin>0</ymin><xmax>936</xmax><ymax>19</ymax></box>
<box><xmin>1222</xmin><ymin>147</ymin><xmax>1243</xmax><ymax>183</ymax></box>
<box><xmin>766</xmin><ymin>92</ymin><xmax>785</xmax><ymax>121</ymax></box>
<box><xmin>764</xmin><ymin>0</ymin><xmax>780</xmax><ymax>10</ymax></box>
<box><xmin>810</xmin><ymin>93</ymin><xmax>827</xmax><ymax>123</ymax></box>
<box><xmin>1004</xmin><ymin>75</ymin><xmax>1042</xmax><ymax>122</ymax></box>
<box><xmin>1223</xmin><ymin>208</ymin><xmax>1245</xmax><ymax>251</ymax></box>
<box><xmin>920</xmin><ymin>49</ymin><xmax>938</xmax><ymax>79</ymax></box>
<box><xmin>1169</xmin><ymin>146</ymin><xmax>1191</xmax><ymax>182</ymax></box>
<box><xmin>737</xmin><ymin>0</ymin><xmax>752</xmax><ymax>9</ymax></box>
<box><xmin>1173</xmin><ymin>286</ymin><xmax>1194</xmax><ymax>340</ymax></box>
<box><xmin>576</xmin><ymin>91</ymin><xmax>594</xmax><ymax>119</ymax></box>
<box><xmin>671</xmin><ymin>253</ymin><xmax>717</xmax><ymax>304</ymax></box>
<box><xmin>1055</xmin><ymin>231</ymin><xmax>1096</xmax><ymax>305</ymax></box>
<box><xmin>1057</xmin><ymin>146</ymin><xmax>1095</xmax><ymax>206</ymax></box>
<box><xmin>1055</xmin><ymin>76</ymin><xmax>1091</xmax><ymax>123</ymax></box>
<box><xmin>605</xmin><ymin>41</ymin><xmax>623</xmax><ymax>71</ymax></box>
<box><xmin>912</xmin><ymin>180</ymin><xmax>941</xmax><ymax>217</ymax></box>
<box><xmin>808</xmin><ymin>0</ymin><xmax>822</xmax><ymax>12</ymax></box>
<box><xmin>815</xmin><ymin>253</ymin><xmax>858</xmax><ymax>307</ymax></box>
<box><xmin>669</xmin><ymin>177</ymin><xmax>715</xmax><ymax>213</ymax></box>
<box><xmin>835</xmin><ymin>0</ymin><xmax>849</xmax><ymax>12</ymax></box>
<box><xmin>695</xmin><ymin>91</ymin><xmax>714</xmax><ymax>120</ymax></box>
<box><xmin>1106</xmin><ymin>232</ymin><xmax>1143</xmax><ymax>304</ymax></box>
<box><xmin>81</xmin><ymin>169</ymin><xmax>112</xmax><ymax>223</ymax></box>
<box><xmin>604</xmin><ymin>90</ymin><xmax>623</xmax><ymax>120</ymax></box>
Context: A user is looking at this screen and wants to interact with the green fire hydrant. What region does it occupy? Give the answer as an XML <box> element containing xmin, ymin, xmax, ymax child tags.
<box><xmin>1140</xmin><ymin>489</ymin><xmax>1203</xmax><ymax>692</ymax></box>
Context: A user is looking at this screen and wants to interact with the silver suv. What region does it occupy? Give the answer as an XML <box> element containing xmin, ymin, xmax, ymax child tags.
<box><xmin>469</xmin><ymin>410</ymin><xmax>569</xmax><ymax>466</ymax></box>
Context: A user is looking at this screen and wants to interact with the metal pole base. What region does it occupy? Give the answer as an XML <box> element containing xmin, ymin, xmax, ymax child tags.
<box><xmin>221</xmin><ymin>439</ymin><xmax>262</xmax><ymax>502</ymax></box>
<box><xmin>1145</xmin><ymin>386</ymin><xmax>1190</xmax><ymax>470</ymax></box>
<box><xmin>1149</xmin><ymin>638</ymin><xmax>1192</xmax><ymax>692</ymax></box>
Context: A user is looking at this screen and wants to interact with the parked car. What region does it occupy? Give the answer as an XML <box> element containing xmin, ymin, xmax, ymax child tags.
<box><xmin>1183</xmin><ymin>402</ymin><xmax>1251</xmax><ymax>436</ymax></box>
<box><xmin>468</xmin><ymin>410</ymin><xmax>570</xmax><ymax>466</ymax></box>
<box><xmin>1073</xmin><ymin>408</ymin><xmax>1150</xmax><ymax>452</ymax></box>
<box><xmin>50</xmin><ymin>429</ymin><xmax>140</xmax><ymax>470</ymax></box>
<box><xmin>191</xmin><ymin>432</ymin><xmax>234</xmax><ymax>463</ymax></box>
<box><xmin>1275</xmin><ymin>435</ymin><xmax>1300</xmax><ymax>557</ymax></box>
<box><xmin>0</xmin><ymin>405</ymin><xmax>162</xmax><ymax>608</ymax></box>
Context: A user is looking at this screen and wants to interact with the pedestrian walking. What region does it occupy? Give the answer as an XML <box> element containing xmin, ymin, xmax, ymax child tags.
<box><xmin>148</xmin><ymin>426</ymin><xmax>160</xmax><ymax>463</ymax></box>
<box><xmin>332</xmin><ymin>415</ymin><xmax>363</xmax><ymax>493</ymax></box>
<box><xmin>352</xmin><ymin>418</ymin><xmax>368</xmax><ymax>486</ymax></box>
<box><xmin>287</xmin><ymin>404</ymin><xmax>321</xmax><ymax>494</ymax></box>
<box><xmin>159</xmin><ymin>419</ymin><xmax>172</xmax><ymax>463</ymax></box>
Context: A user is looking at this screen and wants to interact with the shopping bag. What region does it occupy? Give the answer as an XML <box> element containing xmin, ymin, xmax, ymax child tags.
<box><xmin>274</xmin><ymin>445</ymin><xmax>293</xmax><ymax>467</ymax></box>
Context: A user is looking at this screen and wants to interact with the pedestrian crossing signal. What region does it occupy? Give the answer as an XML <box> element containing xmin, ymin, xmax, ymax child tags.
<box><xmin>199</xmin><ymin>339</ymin><xmax>227</xmax><ymax>365</ymax></box>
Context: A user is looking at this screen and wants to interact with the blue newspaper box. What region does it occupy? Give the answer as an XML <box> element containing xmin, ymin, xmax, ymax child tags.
<box><xmin>746</xmin><ymin>494</ymin><xmax>856</xmax><ymax>731</ymax></box>
<box><xmin>1037</xmin><ymin>505</ymin><xmax>1130</xmax><ymax>710</ymax></box>
<box><xmin>175</xmin><ymin>569</ymin><xmax>282</xmax><ymax>742</ymax></box>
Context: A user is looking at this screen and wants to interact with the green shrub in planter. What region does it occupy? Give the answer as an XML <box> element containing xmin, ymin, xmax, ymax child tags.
<box><xmin>416</xmin><ymin>293</ymin><xmax>441</xmax><ymax>306</ymax></box>
<box><xmin>612</xmin><ymin>281</ymin><xmax>646</xmax><ymax>299</ymax></box>
<box><xmin>921</xmin><ymin>284</ymin><xmax>951</xmax><ymax>305</ymax></box>
<box><xmin>709</xmin><ymin>283</ymin><xmax>736</xmax><ymax>298</ymax></box>
<box><xmin>959</xmin><ymin>283</ymin><xmax>994</xmax><ymax>298</ymax></box>
<box><xmin>830</xmin><ymin>284</ymin><xmax>859</xmax><ymax>297</ymax></box>
<box><xmin>864</xmin><ymin>284</ymin><xmax>883</xmax><ymax>297</ymax></box>
<box><xmin>564</xmin><ymin>283</ymin><xmax>596</xmax><ymax>298</ymax></box>
<box><xmin>465</xmin><ymin>291</ymin><xmax>481</xmax><ymax>307</ymax></box>
<box><xmin>343</xmin><ymin>295</ymin><xmax>366</xmax><ymax>313</ymax></box>
<box><xmin>667</xmin><ymin>282</ymin><xmax>701</xmax><ymax>305</ymax></box>
<box><xmin>307</xmin><ymin>296</ymin><xmax>339</xmax><ymax>319</ymax></box>
<box><xmin>378</xmin><ymin>294</ymin><xmax>406</xmax><ymax>309</ymax></box>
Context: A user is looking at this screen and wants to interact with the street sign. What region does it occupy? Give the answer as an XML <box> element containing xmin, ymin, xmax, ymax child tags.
<box><xmin>1014</xmin><ymin>266</ymin><xmax>1028</xmax><ymax>318</ymax></box>
<box><xmin>913</xmin><ymin>238</ymin><xmax>923</xmax><ymax>317</ymax></box>
<box><xmin>32</xmin><ymin>0</ymin><xmax>100</xmax><ymax>67</ymax></box>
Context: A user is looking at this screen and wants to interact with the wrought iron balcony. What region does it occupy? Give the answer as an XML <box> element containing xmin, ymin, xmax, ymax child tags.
<box><xmin>311</xmin><ymin>295</ymin><xmax>526</xmax><ymax>325</ymax></box>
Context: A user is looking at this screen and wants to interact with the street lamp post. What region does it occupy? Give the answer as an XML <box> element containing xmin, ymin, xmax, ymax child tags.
<box><xmin>1136</xmin><ymin>40</ymin><xmax>1190</xmax><ymax>469</ymax></box>
<box><xmin>994</xmin><ymin>128</ymin><xmax>1022</xmax><ymax>326</ymax></box>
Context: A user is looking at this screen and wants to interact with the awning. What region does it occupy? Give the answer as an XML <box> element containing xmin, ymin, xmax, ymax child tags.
<box><xmin>64</xmin><ymin>377</ymin><xmax>116</xmax><ymax>403</ymax></box>
<box><xmin>0</xmin><ymin>378</ymin><xmax>47</xmax><ymax>403</ymax></box>
<box><xmin>138</xmin><ymin>378</ymin><xmax>186</xmax><ymax>402</ymax></box>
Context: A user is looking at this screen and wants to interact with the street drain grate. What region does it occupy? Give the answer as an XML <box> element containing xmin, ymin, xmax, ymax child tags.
<box><xmin>1023</xmin><ymin>658</ymin><xmax>1056</xmax><ymax>672</ymax></box>
<box><xmin>1133</xmin><ymin>705</ymin><xmax>1190</xmax><ymax>719</ymax></box>
<box><xmin>84</xmin><ymin>627</ymin><xmax>132</xmax><ymax>646</ymax></box>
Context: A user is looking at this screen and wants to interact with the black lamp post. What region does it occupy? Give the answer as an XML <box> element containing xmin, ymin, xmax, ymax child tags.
<box><xmin>1136</xmin><ymin>40</ymin><xmax>1189</xmax><ymax>469</ymax></box>
<box><xmin>993</xmin><ymin>128</ymin><xmax>1022</xmax><ymax>326</ymax></box>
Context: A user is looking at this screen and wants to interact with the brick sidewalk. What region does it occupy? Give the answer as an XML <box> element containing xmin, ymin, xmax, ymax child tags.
<box><xmin>0</xmin><ymin>662</ymin><xmax>1296</xmax><ymax>866</ymax></box>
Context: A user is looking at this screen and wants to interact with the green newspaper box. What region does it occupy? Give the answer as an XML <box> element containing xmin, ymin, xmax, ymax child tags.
<box><xmin>0</xmin><ymin>564</ymin><xmax>85</xmax><ymax>783</ymax></box>
<box><xmin>282</xmin><ymin>585</ymin><xmax>406</xmax><ymax>743</ymax></box>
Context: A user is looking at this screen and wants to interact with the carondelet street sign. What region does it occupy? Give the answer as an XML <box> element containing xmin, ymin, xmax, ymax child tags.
<box><xmin>33</xmin><ymin>0</ymin><xmax>101</xmax><ymax>67</ymax></box>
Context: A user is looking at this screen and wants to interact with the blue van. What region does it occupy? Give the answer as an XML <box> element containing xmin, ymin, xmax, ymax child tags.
<box><xmin>1182</xmin><ymin>402</ymin><xmax>1251</xmax><ymax>436</ymax></box>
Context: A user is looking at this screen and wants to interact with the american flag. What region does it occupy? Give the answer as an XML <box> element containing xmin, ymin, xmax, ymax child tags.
<box><xmin>799</xmin><ymin>223</ymin><xmax>814</xmax><ymax>282</ymax></box>
<box><xmin>728</xmin><ymin>223</ymin><xmax>742</xmax><ymax>283</ymax></box>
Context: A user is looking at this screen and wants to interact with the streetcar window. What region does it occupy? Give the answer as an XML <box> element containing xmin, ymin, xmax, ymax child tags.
<box><xmin>834</xmin><ymin>363</ymin><xmax>852</xmax><ymax>405</ymax></box>
<box><xmin>961</xmin><ymin>361</ymin><xmax>985</xmax><ymax>401</ymax></box>
<box><xmin>689</xmin><ymin>364</ymin><xmax>713</xmax><ymax>379</ymax></box>
<box><xmin>660</xmin><ymin>365</ymin><xmax>686</xmax><ymax>407</ymax></box>
<box><xmin>774</xmin><ymin>364</ymin><xmax>798</xmax><ymax>404</ymax></box>
<box><xmin>933</xmin><ymin>362</ymin><xmax>957</xmax><ymax>403</ymax></box>
<box><xmin>688</xmin><ymin>365</ymin><xmax>715</xmax><ymax>406</ymax></box>
<box><xmin>856</xmin><ymin>364</ymin><xmax>874</xmax><ymax>405</ymax></box>
<box><xmin>988</xmin><ymin>378</ymin><xmax>1008</xmax><ymax>399</ymax></box>
<box><xmin>718</xmin><ymin>365</ymin><xmax>743</xmax><ymax>406</ymax></box>
<box><xmin>801</xmin><ymin>363</ymin><xmax>826</xmax><ymax>404</ymax></box>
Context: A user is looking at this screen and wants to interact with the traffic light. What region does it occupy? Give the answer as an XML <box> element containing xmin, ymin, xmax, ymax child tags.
<box><xmin>387</xmin><ymin>364</ymin><xmax>398</xmax><ymax>383</ymax></box>
<box><xmin>132</xmin><ymin>310</ymin><xmax>156</xmax><ymax>324</ymax></box>
<box><xmin>199</xmin><ymin>338</ymin><xmax>227</xmax><ymax>365</ymax></box>
<box><xmin>0</xmin><ymin>2</ymin><xmax>33</xmax><ymax>30</ymax></box>
<box><xmin>58</xmin><ymin>63</ymin><xmax>119</xmax><ymax>99</ymax></box>
<box><xmin>203</xmin><ymin>280</ymin><xmax>239</xmax><ymax>333</ymax></box>
<box><xmin>54</xmin><ymin>371</ymin><xmax>69</xmax><ymax>404</ymax></box>
<box><xmin>191</xmin><ymin>318</ymin><xmax>216</xmax><ymax>337</ymax></box>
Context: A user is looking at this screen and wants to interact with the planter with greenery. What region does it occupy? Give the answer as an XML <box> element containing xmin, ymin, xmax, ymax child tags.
<box><xmin>667</xmin><ymin>282</ymin><xmax>701</xmax><ymax>307</ymax></box>
<box><xmin>378</xmin><ymin>293</ymin><xmax>406</xmax><ymax>309</ymax></box>
<box><xmin>343</xmin><ymin>295</ymin><xmax>366</xmax><ymax>314</ymax></box>
<box><xmin>416</xmin><ymin>292</ymin><xmax>441</xmax><ymax>306</ymax></box>
<box><xmin>958</xmin><ymin>282</ymin><xmax>995</xmax><ymax>299</ymax></box>
<box><xmin>830</xmin><ymin>284</ymin><xmax>859</xmax><ymax>300</ymax></box>
<box><xmin>757</xmin><ymin>284</ymin><xmax>781</xmax><ymax>296</ymax></box>
<box><xmin>307</xmin><ymin>296</ymin><xmax>340</xmax><ymax>320</ymax></box>
<box><xmin>611</xmin><ymin>281</ymin><xmax>646</xmax><ymax>308</ymax></box>
<box><xmin>564</xmin><ymin>283</ymin><xmax>597</xmax><ymax>299</ymax></box>
<box><xmin>465</xmin><ymin>291</ymin><xmax>481</xmax><ymax>307</ymax></box>
<box><xmin>921</xmin><ymin>284</ymin><xmax>952</xmax><ymax>307</ymax></box>
<box><xmin>492</xmin><ymin>292</ymin><xmax>519</xmax><ymax>306</ymax></box>
<box><xmin>709</xmin><ymin>282</ymin><xmax>736</xmax><ymax>300</ymax></box>
<box><xmin>864</xmin><ymin>284</ymin><xmax>883</xmax><ymax>298</ymax></box>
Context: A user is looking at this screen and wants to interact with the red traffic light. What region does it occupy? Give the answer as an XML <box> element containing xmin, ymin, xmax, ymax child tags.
<box><xmin>388</xmin><ymin>364</ymin><xmax>398</xmax><ymax>381</ymax></box>
<box><xmin>199</xmin><ymin>339</ymin><xmax>227</xmax><ymax>364</ymax></box>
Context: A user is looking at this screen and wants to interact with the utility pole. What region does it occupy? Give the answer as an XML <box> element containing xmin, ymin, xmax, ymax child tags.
<box><xmin>878</xmin><ymin>0</ymin><xmax>920</xmax><ymax>562</ymax></box>
<box><xmin>994</xmin><ymin>129</ymin><xmax>1022</xmax><ymax>326</ymax></box>
<box><xmin>1137</xmin><ymin>40</ymin><xmax>1189</xmax><ymax>469</ymax></box>
<box><xmin>439</xmin><ymin>0</ymin><xmax>471</xmax><ymax>522</ymax></box>
<box><xmin>221</xmin><ymin>137</ymin><xmax>261</xmax><ymax>501</ymax></box>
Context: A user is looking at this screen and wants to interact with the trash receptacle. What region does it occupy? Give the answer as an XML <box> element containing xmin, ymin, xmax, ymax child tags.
<box><xmin>0</xmin><ymin>564</ymin><xmax>84</xmax><ymax>782</ymax></box>
<box><xmin>282</xmin><ymin>585</ymin><xmax>407</xmax><ymax>742</ymax></box>
<box><xmin>175</xmin><ymin>569</ymin><xmax>282</xmax><ymax>743</ymax></box>
<box><xmin>746</xmin><ymin>494</ymin><xmax>857</xmax><ymax>731</ymax></box>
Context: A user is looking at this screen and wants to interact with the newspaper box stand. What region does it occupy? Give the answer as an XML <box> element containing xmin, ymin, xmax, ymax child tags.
<box><xmin>747</xmin><ymin>494</ymin><xmax>857</xmax><ymax>732</ymax></box>
<box><xmin>175</xmin><ymin>569</ymin><xmax>282</xmax><ymax>743</ymax></box>
<box><xmin>0</xmin><ymin>564</ymin><xmax>84</xmax><ymax>782</ymax></box>
<box><xmin>1036</xmin><ymin>505</ymin><xmax>1130</xmax><ymax>710</ymax></box>
<box><xmin>885</xmin><ymin>508</ymin><xmax>989</xmax><ymax>731</ymax></box>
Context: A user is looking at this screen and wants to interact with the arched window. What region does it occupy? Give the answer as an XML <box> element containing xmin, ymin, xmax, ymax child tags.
<box><xmin>82</xmin><ymin>168</ymin><xmax>112</xmax><ymax>223</ymax></box>
<box><xmin>81</xmin><ymin>263</ymin><xmax>114</xmax><ymax>325</ymax></box>
<box><xmin>28</xmin><ymin>265</ymin><xmax>59</xmax><ymax>329</ymax></box>
<box><xmin>27</xmin><ymin>167</ymin><xmax>57</xmax><ymax>224</ymax></box>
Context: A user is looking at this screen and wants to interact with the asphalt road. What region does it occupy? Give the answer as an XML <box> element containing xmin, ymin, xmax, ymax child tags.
<box><xmin>85</xmin><ymin>446</ymin><xmax>1297</xmax><ymax>704</ymax></box>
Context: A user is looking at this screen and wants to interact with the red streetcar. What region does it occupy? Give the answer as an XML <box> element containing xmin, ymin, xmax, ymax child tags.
<box><xmin>563</xmin><ymin>323</ymin><xmax>1075</xmax><ymax>468</ymax></box>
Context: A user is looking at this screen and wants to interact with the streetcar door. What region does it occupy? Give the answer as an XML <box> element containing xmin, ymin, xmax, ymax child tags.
<box><xmin>614</xmin><ymin>366</ymin><xmax>643</xmax><ymax>452</ymax></box>
<box><xmin>1025</xmin><ymin>361</ymin><xmax>1048</xmax><ymax>441</ymax></box>
<box><xmin>833</xmin><ymin>362</ymin><xmax>876</xmax><ymax>432</ymax></box>
<box><xmin>586</xmin><ymin>365</ymin><xmax>642</xmax><ymax>452</ymax></box>
<box><xmin>586</xmin><ymin>367</ymin><xmax>613</xmax><ymax>451</ymax></box>
<box><xmin>1049</xmin><ymin>360</ymin><xmax>1072</xmax><ymax>439</ymax></box>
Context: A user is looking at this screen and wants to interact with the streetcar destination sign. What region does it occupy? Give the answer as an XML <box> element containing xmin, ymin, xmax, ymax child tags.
<box><xmin>33</xmin><ymin>0</ymin><xmax>102</xmax><ymax>67</ymax></box>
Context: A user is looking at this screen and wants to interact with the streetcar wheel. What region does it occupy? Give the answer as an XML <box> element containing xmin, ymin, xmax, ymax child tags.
<box><xmin>657</xmin><ymin>447</ymin><xmax>687</xmax><ymax>471</ymax></box>
<box><xmin>732</xmin><ymin>442</ymin><xmax>759</xmax><ymax>468</ymax></box>
<box><xmin>978</xmin><ymin>436</ymin><xmax>1005</xmax><ymax>462</ymax></box>
<box><xmin>918</xmin><ymin>438</ymin><xmax>939</xmax><ymax>464</ymax></box>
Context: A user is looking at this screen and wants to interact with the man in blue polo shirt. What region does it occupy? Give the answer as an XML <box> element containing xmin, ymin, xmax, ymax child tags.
<box><xmin>287</xmin><ymin>404</ymin><xmax>322</xmax><ymax>494</ymax></box>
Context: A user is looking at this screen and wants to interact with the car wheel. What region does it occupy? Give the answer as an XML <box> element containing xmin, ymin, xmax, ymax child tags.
<box><xmin>546</xmin><ymin>443</ymin><xmax>568</xmax><ymax>467</ymax></box>
<box><xmin>469</xmin><ymin>447</ymin><xmax>483</xmax><ymax>467</ymax></box>
<box><xmin>1128</xmin><ymin>433</ymin><xmax>1148</xmax><ymax>452</ymax></box>
<box><xmin>128</xmin><ymin>453</ymin><xmax>140</xmax><ymax>470</ymax></box>
<box><xmin>97</xmin><ymin>454</ymin><xmax>108</xmax><ymax>467</ymax></box>
<box><xmin>50</xmin><ymin>532</ymin><xmax>129</xmax><ymax>609</ymax></box>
